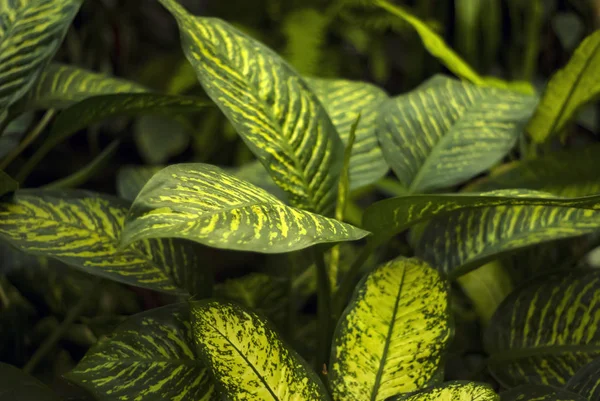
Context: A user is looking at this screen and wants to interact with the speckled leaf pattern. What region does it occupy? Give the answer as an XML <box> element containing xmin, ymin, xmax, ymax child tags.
<box><xmin>566</xmin><ymin>358</ymin><xmax>600</xmax><ymax>400</ymax></box>
<box><xmin>191</xmin><ymin>300</ymin><xmax>329</xmax><ymax>401</ymax></box>
<box><xmin>0</xmin><ymin>363</ymin><xmax>61</xmax><ymax>401</ymax></box>
<box><xmin>305</xmin><ymin>78</ymin><xmax>389</xmax><ymax>189</ymax></box>
<box><xmin>116</xmin><ymin>165</ymin><xmax>164</xmax><ymax>201</ymax></box>
<box><xmin>378</xmin><ymin>75</ymin><xmax>537</xmax><ymax>193</ymax></box>
<box><xmin>389</xmin><ymin>381</ymin><xmax>499</xmax><ymax>401</ymax></box>
<box><xmin>330</xmin><ymin>257</ymin><xmax>452</xmax><ymax>401</ymax></box>
<box><xmin>528</xmin><ymin>30</ymin><xmax>600</xmax><ymax>143</ymax></box>
<box><xmin>0</xmin><ymin>170</ymin><xmax>17</xmax><ymax>197</ymax></box>
<box><xmin>159</xmin><ymin>0</ymin><xmax>343</xmax><ymax>215</ymax></box>
<box><xmin>0</xmin><ymin>0</ymin><xmax>82</xmax><ymax>118</ymax></box>
<box><xmin>501</xmin><ymin>385</ymin><xmax>587</xmax><ymax>401</ymax></box>
<box><xmin>0</xmin><ymin>189</ymin><xmax>210</xmax><ymax>295</ymax></box>
<box><xmin>486</xmin><ymin>269</ymin><xmax>600</xmax><ymax>387</ymax></box>
<box><xmin>67</xmin><ymin>303</ymin><xmax>218</xmax><ymax>401</ymax></box>
<box><xmin>122</xmin><ymin>164</ymin><xmax>368</xmax><ymax>253</ymax></box>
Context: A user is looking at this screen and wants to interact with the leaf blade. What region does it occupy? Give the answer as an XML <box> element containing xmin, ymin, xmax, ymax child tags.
<box><xmin>389</xmin><ymin>381</ymin><xmax>499</xmax><ymax>401</ymax></box>
<box><xmin>0</xmin><ymin>362</ymin><xmax>60</xmax><ymax>401</ymax></box>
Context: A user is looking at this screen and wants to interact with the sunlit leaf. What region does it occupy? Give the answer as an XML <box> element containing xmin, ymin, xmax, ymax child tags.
<box><xmin>330</xmin><ymin>257</ymin><xmax>452</xmax><ymax>401</ymax></box>
<box><xmin>0</xmin><ymin>362</ymin><xmax>60</xmax><ymax>401</ymax></box>
<box><xmin>388</xmin><ymin>381</ymin><xmax>499</xmax><ymax>401</ymax></box>
<box><xmin>122</xmin><ymin>164</ymin><xmax>368</xmax><ymax>253</ymax></box>
<box><xmin>228</xmin><ymin>161</ymin><xmax>288</xmax><ymax>202</ymax></box>
<box><xmin>565</xmin><ymin>358</ymin><xmax>600</xmax><ymax>400</ymax></box>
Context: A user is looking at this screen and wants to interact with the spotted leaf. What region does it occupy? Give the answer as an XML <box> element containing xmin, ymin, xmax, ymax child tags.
<box><xmin>191</xmin><ymin>299</ymin><xmax>330</xmax><ymax>400</ymax></box>
<box><xmin>330</xmin><ymin>257</ymin><xmax>452</xmax><ymax>401</ymax></box>
<box><xmin>121</xmin><ymin>164</ymin><xmax>368</xmax><ymax>253</ymax></box>
<box><xmin>159</xmin><ymin>0</ymin><xmax>343</xmax><ymax>215</ymax></box>
<box><xmin>388</xmin><ymin>381</ymin><xmax>498</xmax><ymax>401</ymax></box>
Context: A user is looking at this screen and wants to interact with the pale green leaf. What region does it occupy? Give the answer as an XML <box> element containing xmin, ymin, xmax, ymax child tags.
<box><xmin>486</xmin><ymin>269</ymin><xmax>600</xmax><ymax>387</ymax></box>
<box><xmin>565</xmin><ymin>358</ymin><xmax>600</xmax><ymax>400</ymax></box>
<box><xmin>0</xmin><ymin>362</ymin><xmax>60</xmax><ymax>401</ymax></box>
<box><xmin>528</xmin><ymin>30</ymin><xmax>600</xmax><ymax>143</ymax></box>
<box><xmin>0</xmin><ymin>189</ymin><xmax>211</xmax><ymax>295</ymax></box>
<box><xmin>331</xmin><ymin>257</ymin><xmax>452</xmax><ymax>401</ymax></box>
<box><xmin>67</xmin><ymin>303</ymin><xmax>218</xmax><ymax>401</ymax></box>
<box><xmin>389</xmin><ymin>381</ymin><xmax>499</xmax><ymax>401</ymax></box>
<box><xmin>191</xmin><ymin>299</ymin><xmax>330</xmax><ymax>400</ymax></box>
<box><xmin>306</xmin><ymin>77</ymin><xmax>389</xmax><ymax>189</ymax></box>
<box><xmin>0</xmin><ymin>170</ymin><xmax>17</xmax><ymax>197</ymax></box>
<box><xmin>158</xmin><ymin>0</ymin><xmax>343</xmax><ymax>215</ymax></box>
<box><xmin>122</xmin><ymin>164</ymin><xmax>368</xmax><ymax>253</ymax></box>
<box><xmin>378</xmin><ymin>75</ymin><xmax>536</xmax><ymax>193</ymax></box>
<box><xmin>500</xmin><ymin>385</ymin><xmax>586</xmax><ymax>401</ymax></box>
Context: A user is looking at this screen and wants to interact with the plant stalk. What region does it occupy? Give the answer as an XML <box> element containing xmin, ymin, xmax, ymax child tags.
<box><xmin>313</xmin><ymin>248</ymin><xmax>332</xmax><ymax>384</ymax></box>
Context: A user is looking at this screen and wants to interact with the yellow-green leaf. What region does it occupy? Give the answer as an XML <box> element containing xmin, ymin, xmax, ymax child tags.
<box><xmin>67</xmin><ymin>303</ymin><xmax>218</xmax><ymax>401</ymax></box>
<box><xmin>159</xmin><ymin>0</ymin><xmax>343</xmax><ymax>215</ymax></box>
<box><xmin>122</xmin><ymin>164</ymin><xmax>368</xmax><ymax>253</ymax></box>
<box><xmin>501</xmin><ymin>385</ymin><xmax>587</xmax><ymax>401</ymax></box>
<box><xmin>190</xmin><ymin>299</ymin><xmax>329</xmax><ymax>400</ymax></box>
<box><xmin>528</xmin><ymin>30</ymin><xmax>600</xmax><ymax>143</ymax></box>
<box><xmin>566</xmin><ymin>358</ymin><xmax>600</xmax><ymax>400</ymax></box>
<box><xmin>486</xmin><ymin>269</ymin><xmax>600</xmax><ymax>387</ymax></box>
<box><xmin>0</xmin><ymin>170</ymin><xmax>17</xmax><ymax>197</ymax></box>
<box><xmin>388</xmin><ymin>381</ymin><xmax>499</xmax><ymax>401</ymax></box>
<box><xmin>0</xmin><ymin>189</ymin><xmax>211</xmax><ymax>295</ymax></box>
<box><xmin>378</xmin><ymin>75</ymin><xmax>536</xmax><ymax>193</ymax></box>
<box><xmin>282</xmin><ymin>8</ymin><xmax>328</xmax><ymax>76</ymax></box>
<box><xmin>0</xmin><ymin>0</ymin><xmax>82</xmax><ymax>119</ymax></box>
<box><xmin>305</xmin><ymin>78</ymin><xmax>389</xmax><ymax>189</ymax></box>
<box><xmin>330</xmin><ymin>257</ymin><xmax>452</xmax><ymax>401</ymax></box>
<box><xmin>0</xmin><ymin>362</ymin><xmax>61</xmax><ymax>401</ymax></box>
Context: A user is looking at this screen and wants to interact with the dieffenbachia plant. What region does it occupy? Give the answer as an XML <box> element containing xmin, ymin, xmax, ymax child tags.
<box><xmin>2</xmin><ymin>0</ymin><xmax>600</xmax><ymax>400</ymax></box>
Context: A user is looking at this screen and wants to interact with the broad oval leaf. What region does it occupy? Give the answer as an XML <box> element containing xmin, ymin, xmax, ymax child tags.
<box><xmin>0</xmin><ymin>0</ymin><xmax>82</xmax><ymax>117</ymax></box>
<box><xmin>486</xmin><ymin>269</ymin><xmax>600</xmax><ymax>387</ymax></box>
<box><xmin>0</xmin><ymin>362</ymin><xmax>61</xmax><ymax>401</ymax></box>
<box><xmin>388</xmin><ymin>381</ymin><xmax>499</xmax><ymax>401</ymax></box>
<box><xmin>159</xmin><ymin>0</ymin><xmax>344</xmax><ymax>214</ymax></box>
<box><xmin>330</xmin><ymin>257</ymin><xmax>452</xmax><ymax>401</ymax></box>
<box><xmin>500</xmin><ymin>385</ymin><xmax>586</xmax><ymax>401</ymax></box>
<box><xmin>306</xmin><ymin>77</ymin><xmax>389</xmax><ymax>189</ymax></box>
<box><xmin>378</xmin><ymin>75</ymin><xmax>537</xmax><ymax>193</ymax></box>
<box><xmin>0</xmin><ymin>170</ymin><xmax>17</xmax><ymax>197</ymax></box>
<box><xmin>191</xmin><ymin>299</ymin><xmax>330</xmax><ymax>400</ymax></box>
<box><xmin>566</xmin><ymin>358</ymin><xmax>600</xmax><ymax>400</ymax></box>
<box><xmin>122</xmin><ymin>164</ymin><xmax>368</xmax><ymax>253</ymax></box>
<box><xmin>67</xmin><ymin>303</ymin><xmax>218</xmax><ymax>401</ymax></box>
<box><xmin>528</xmin><ymin>30</ymin><xmax>600</xmax><ymax>143</ymax></box>
<box><xmin>0</xmin><ymin>189</ymin><xmax>211</xmax><ymax>295</ymax></box>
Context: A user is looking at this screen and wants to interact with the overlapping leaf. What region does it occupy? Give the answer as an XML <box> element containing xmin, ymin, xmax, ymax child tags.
<box><xmin>330</xmin><ymin>257</ymin><xmax>451</xmax><ymax>401</ymax></box>
<box><xmin>159</xmin><ymin>0</ymin><xmax>343</xmax><ymax>214</ymax></box>
<box><xmin>0</xmin><ymin>363</ymin><xmax>60</xmax><ymax>401</ymax></box>
<box><xmin>566</xmin><ymin>358</ymin><xmax>600</xmax><ymax>400</ymax></box>
<box><xmin>378</xmin><ymin>75</ymin><xmax>536</xmax><ymax>193</ymax></box>
<box><xmin>306</xmin><ymin>78</ymin><xmax>389</xmax><ymax>189</ymax></box>
<box><xmin>116</xmin><ymin>165</ymin><xmax>164</xmax><ymax>201</ymax></box>
<box><xmin>122</xmin><ymin>164</ymin><xmax>368</xmax><ymax>253</ymax></box>
<box><xmin>388</xmin><ymin>381</ymin><xmax>499</xmax><ymax>401</ymax></box>
<box><xmin>500</xmin><ymin>385</ymin><xmax>586</xmax><ymax>401</ymax></box>
<box><xmin>0</xmin><ymin>170</ymin><xmax>17</xmax><ymax>197</ymax></box>
<box><xmin>191</xmin><ymin>300</ymin><xmax>329</xmax><ymax>400</ymax></box>
<box><xmin>67</xmin><ymin>303</ymin><xmax>218</xmax><ymax>401</ymax></box>
<box><xmin>0</xmin><ymin>0</ymin><xmax>82</xmax><ymax>119</ymax></box>
<box><xmin>528</xmin><ymin>30</ymin><xmax>600</xmax><ymax>143</ymax></box>
<box><xmin>0</xmin><ymin>189</ymin><xmax>211</xmax><ymax>294</ymax></box>
<box><xmin>486</xmin><ymin>269</ymin><xmax>600</xmax><ymax>387</ymax></box>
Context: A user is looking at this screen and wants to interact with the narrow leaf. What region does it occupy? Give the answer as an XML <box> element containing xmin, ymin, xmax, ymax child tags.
<box><xmin>486</xmin><ymin>269</ymin><xmax>600</xmax><ymax>387</ymax></box>
<box><xmin>159</xmin><ymin>0</ymin><xmax>343</xmax><ymax>214</ymax></box>
<box><xmin>389</xmin><ymin>381</ymin><xmax>499</xmax><ymax>401</ymax></box>
<box><xmin>0</xmin><ymin>362</ymin><xmax>60</xmax><ymax>401</ymax></box>
<box><xmin>0</xmin><ymin>189</ymin><xmax>211</xmax><ymax>295</ymax></box>
<box><xmin>330</xmin><ymin>257</ymin><xmax>452</xmax><ymax>401</ymax></box>
<box><xmin>528</xmin><ymin>30</ymin><xmax>600</xmax><ymax>143</ymax></box>
<box><xmin>67</xmin><ymin>303</ymin><xmax>218</xmax><ymax>401</ymax></box>
<box><xmin>378</xmin><ymin>75</ymin><xmax>536</xmax><ymax>193</ymax></box>
<box><xmin>500</xmin><ymin>385</ymin><xmax>586</xmax><ymax>401</ymax></box>
<box><xmin>0</xmin><ymin>170</ymin><xmax>17</xmax><ymax>197</ymax></box>
<box><xmin>191</xmin><ymin>299</ymin><xmax>330</xmax><ymax>400</ymax></box>
<box><xmin>565</xmin><ymin>358</ymin><xmax>600</xmax><ymax>400</ymax></box>
<box><xmin>122</xmin><ymin>164</ymin><xmax>368</xmax><ymax>253</ymax></box>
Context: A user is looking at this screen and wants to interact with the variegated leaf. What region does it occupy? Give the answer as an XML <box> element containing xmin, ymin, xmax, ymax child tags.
<box><xmin>67</xmin><ymin>303</ymin><xmax>218</xmax><ymax>401</ymax></box>
<box><xmin>0</xmin><ymin>170</ymin><xmax>17</xmax><ymax>197</ymax></box>
<box><xmin>566</xmin><ymin>358</ymin><xmax>600</xmax><ymax>400</ymax></box>
<box><xmin>486</xmin><ymin>269</ymin><xmax>600</xmax><ymax>387</ymax></box>
<box><xmin>191</xmin><ymin>299</ymin><xmax>330</xmax><ymax>400</ymax></box>
<box><xmin>330</xmin><ymin>257</ymin><xmax>452</xmax><ymax>401</ymax></box>
<box><xmin>0</xmin><ymin>0</ymin><xmax>82</xmax><ymax>119</ymax></box>
<box><xmin>159</xmin><ymin>0</ymin><xmax>343</xmax><ymax>215</ymax></box>
<box><xmin>500</xmin><ymin>385</ymin><xmax>587</xmax><ymax>401</ymax></box>
<box><xmin>378</xmin><ymin>75</ymin><xmax>536</xmax><ymax>193</ymax></box>
<box><xmin>227</xmin><ymin>160</ymin><xmax>288</xmax><ymax>202</ymax></box>
<box><xmin>305</xmin><ymin>78</ymin><xmax>389</xmax><ymax>189</ymax></box>
<box><xmin>0</xmin><ymin>189</ymin><xmax>211</xmax><ymax>295</ymax></box>
<box><xmin>121</xmin><ymin>164</ymin><xmax>368</xmax><ymax>253</ymax></box>
<box><xmin>0</xmin><ymin>362</ymin><xmax>60</xmax><ymax>401</ymax></box>
<box><xmin>388</xmin><ymin>381</ymin><xmax>499</xmax><ymax>401</ymax></box>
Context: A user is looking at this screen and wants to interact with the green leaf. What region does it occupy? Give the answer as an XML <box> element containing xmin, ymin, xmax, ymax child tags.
<box><xmin>0</xmin><ymin>170</ymin><xmax>17</xmax><ymax>197</ymax></box>
<box><xmin>134</xmin><ymin>115</ymin><xmax>190</xmax><ymax>164</ymax></box>
<box><xmin>306</xmin><ymin>77</ymin><xmax>389</xmax><ymax>189</ymax></box>
<box><xmin>566</xmin><ymin>358</ymin><xmax>600</xmax><ymax>400</ymax></box>
<box><xmin>330</xmin><ymin>257</ymin><xmax>452</xmax><ymax>401</ymax></box>
<box><xmin>228</xmin><ymin>160</ymin><xmax>288</xmax><ymax>202</ymax></box>
<box><xmin>527</xmin><ymin>30</ymin><xmax>600</xmax><ymax>143</ymax></box>
<box><xmin>67</xmin><ymin>303</ymin><xmax>218</xmax><ymax>401</ymax></box>
<box><xmin>116</xmin><ymin>165</ymin><xmax>164</xmax><ymax>201</ymax></box>
<box><xmin>159</xmin><ymin>0</ymin><xmax>343</xmax><ymax>215</ymax></box>
<box><xmin>191</xmin><ymin>299</ymin><xmax>330</xmax><ymax>400</ymax></box>
<box><xmin>389</xmin><ymin>381</ymin><xmax>499</xmax><ymax>401</ymax></box>
<box><xmin>500</xmin><ymin>385</ymin><xmax>586</xmax><ymax>401</ymax></box>
<box><xmin>0</xmin><ymin>362</ymin><xmax>60</xmax><ymax>401</ymax></box>
<box><xmin>122</xmin><ymin>164</ymin><xmax>368</xmax><ymax>253</ymax></box>
<box><xmin>0</xmin><ymin>189</ymin><xmax>211</xmax><ymax>295</ymax></box>
<box><xmin>16</xmin><ymin>63</ymin><xmax>147</xmax><ymax>111</ymax></box>
<box><xmin>282</xmin><ymin>8</ymin><xmax>328</xmax><ymax>75</ymax></box>
<box><xmin>378</xmin><ymin>75</ymin><xmax>536</xmax><ymax>193</ymax></box>
<box><xmin>0</xmin><ymin>0</ymin><xmax>82</xmax><ymax>118</ymax></box>
<box><xmin>486</xmin><ymin>269</ymin><xmax>600</xmax><ymax>387</ymax></box>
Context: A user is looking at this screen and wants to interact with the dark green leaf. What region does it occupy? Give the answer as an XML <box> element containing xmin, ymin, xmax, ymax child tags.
<box><xmin>134</xmin><ymin>115</ymin><xmax>190</xmax><ymax>164</ymax></box>
<box><xmin>500</xmin><ymin>385</ymin><xmax>587</xmax><ymax>401</ymax></box>
<box><xmin>565</xmin><ymin>358</ymin><xmax>600</xmax><ymax>401</ymax></box>
<box><xmin>389</xmin><ymin>381</ymin><xmax>499</xmax><ymax>401</ymax></box>
<box><xmin>0</xmin><ymin>170</ymin><xmax>17</xmax><ymax>197</ymax></box>
<box><xmin>116</xmin><ymin>165</ymin><xmax>163</xmax><ymax>202</ymax></box>
<box><xmin>0</xmin><ymin>363</ymin><xmax>60</xmax><ymax>401</ymax></box>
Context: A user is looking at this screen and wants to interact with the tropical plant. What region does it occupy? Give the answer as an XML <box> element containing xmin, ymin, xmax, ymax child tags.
<box><xmin>2</xmin><ymin>1</ymin><xmax>600</xmax><ymax>401</ymax></box>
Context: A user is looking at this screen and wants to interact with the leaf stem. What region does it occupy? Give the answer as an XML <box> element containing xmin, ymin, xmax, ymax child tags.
<box><xmin>313</xmin><ymin>247</ymin><xmax>332</xmax><ymax>383</ymax></box>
